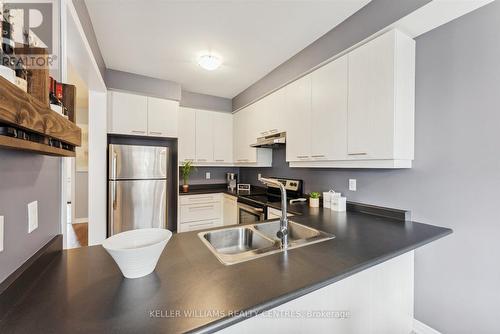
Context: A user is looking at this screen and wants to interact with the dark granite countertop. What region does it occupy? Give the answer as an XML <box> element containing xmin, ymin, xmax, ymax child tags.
<box><xmin>0</xmin><ymin>202</ymin><xmax>452</xmax><ymax>334</ymax></box>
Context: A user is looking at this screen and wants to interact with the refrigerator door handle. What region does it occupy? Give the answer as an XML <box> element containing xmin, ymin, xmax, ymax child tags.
<box><xmin>112</xmin><ymin>181</ymin><xmax>117</xmax><ymax>210</ymax></box>
<box><xmin>112</xmin><ymin>151</ymin><xmax>118</xmax><ymax>209</ymax></box>
<box><xmin>112</xmin><ymin>150</ymin><xmax>118</xmax><ymax>180</ymax></box>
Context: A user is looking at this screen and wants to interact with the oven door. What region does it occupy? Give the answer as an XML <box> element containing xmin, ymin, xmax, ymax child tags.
<box><xmin>237</xmin><ymin>202</ymin><xmax>265</xmax><ymax>224</ymax></box>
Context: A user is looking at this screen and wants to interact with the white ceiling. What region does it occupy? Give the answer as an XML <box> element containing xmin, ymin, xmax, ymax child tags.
<box><xmin>85</xmin><ymin>0</ymin><xmax>370</xmax><ymax>98</ymax></box>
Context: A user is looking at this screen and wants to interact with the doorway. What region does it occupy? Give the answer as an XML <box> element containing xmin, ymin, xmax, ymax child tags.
<box><xmin>59</xmin><ymin>0</ymin><xmax>108</xmax><ymax>249</ymax></box>
<box><xmin>64</xmin><ymin>62</ymin><xmax>89</xmax><ymax>248</ymax></box>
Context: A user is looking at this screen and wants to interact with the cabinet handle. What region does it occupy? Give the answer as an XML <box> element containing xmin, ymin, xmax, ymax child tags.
<box><xmin>188</xmin><ymin>196</ymin><xmax>215</xmax><ymax>201</ymax></box>
<box><xmin>215</xmin><ymin>159</ymin><xmax>225</xmax><ymax>162</ymax></box>
<box><xmin>348</xmin><ymin>153</ymin><xmax>367</xmax><ymax>156</ymax></box>
<box><xmin>149</xmin><ymin>131</ymin><xmax>163</xmax><ymax>135</ymax></box>
<box><xmin>311</xmin><ymin>155</ymin><xmax>325</xmax><ymax>158</ymax></box>
<box><xmin>131</xmin><ymin>130</ymin><xmax>146</xmax><ymax>134</ymax></box>
<box><xmin>197</xmin><ymin>159</ymin><xmax>207</xmax><ymax>162</ymax></box>
<box><xmin>237</xmin><ymin>159</ymin><xmax>249</xmax><ymax>162</ymax></box>
<box><xmin>189</xmin><ymin>205</ymin><xmax>214</xmax><ymax>211</ymax></box>
<box><xmin>188</xmin><ymin>221</ymin><xmax>215</xmax><ymax>228</ymax></box>
<box><xmin>296</xmin><ymin>155</ymin><xmax>309</xmax><ymax>158</ymax></box>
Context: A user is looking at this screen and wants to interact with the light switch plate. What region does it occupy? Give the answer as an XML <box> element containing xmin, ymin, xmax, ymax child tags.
<box><xmin>258</xmin><ymin>173</ymin><xmax>262</xmax><ymax>180</ymax></box>
<box><xmin>0</xmin><ymin>216</ymin><xmax>4</xmax><ymax>252</ymax></box>
<box><xmin>349</xmin><ymin>179</ymin><xmax>357</xmax><ymax>191</ymax></box>
<box><xmin>28</xmin><ymin>201</ymin><xmax>38</xmax><ymax>233</ymax></box>
<box><xmin>205</xmin><ymin>172</ymin><xmax>211</xmax><ymax>180</ymax></box>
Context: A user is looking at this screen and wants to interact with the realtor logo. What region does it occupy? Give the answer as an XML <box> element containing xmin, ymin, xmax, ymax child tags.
<box><xmin>1</xmin><ymin>1</ymin><xmax>56</xmax><ymax>69</ymax></box>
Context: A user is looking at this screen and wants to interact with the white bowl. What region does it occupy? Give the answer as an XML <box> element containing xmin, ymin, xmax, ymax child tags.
<box><xmin>102</xmin><ymin>228</ymin><xmax>172</xmax><ymax>279</ymax></box>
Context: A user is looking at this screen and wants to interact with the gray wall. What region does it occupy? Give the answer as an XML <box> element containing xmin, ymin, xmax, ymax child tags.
<box><xmin>240</xmin><ymin>3</ymin><xmax>500</xmax><ymax>332</ymax></box>
<box><xmin>74</xmin><ymin>171</ymin><xmax>88</xmax><ymax>220</ymax></box>
<box><xmin>105</xmin><ymin>70</ymin><xmax>235</xmax><ymax>112</ymax></box>
<box><xmin>105</xmin><ymin>69</ymin><xmax>182</xmax><ymax>101</ymax></box>
<box><xmin>232</xmin><ymin>0</ymin><xmax>431</xmax><ymax>110</ymax></box>
<box><xmin>0</xmin><ymin>152</ymin><xmax>61</xmax><ymax>283</ymax></box>
<box><xmin>180</xmin><ymin>167</ymin><xmax>239</xmax><ymax>186</ymax></box>
<box><xmin>180</xmin><ymin>90</ymin><xmax>232</xmax><ymax>112</ymax></box>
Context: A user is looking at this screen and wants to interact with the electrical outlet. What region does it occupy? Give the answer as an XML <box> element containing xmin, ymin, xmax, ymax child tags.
<box><xmin>349</xmin><ymin>179</ymin><xmax>357</xmax><ymax>191</ymax></box>
<box><xmin>0</xmin><ymin>216</ymin><xmax>4</xmax><ymax>252</ymax></box>
<box><xmin>258</xmin><ymin>173</ymin><xmax>262</xmax><ymax>180</ymax></box>
<box><xmin>205</xmin><ymin>172</ymin><xmax>211</xmax><ymax>180</ymax></box>
<box><xmin>28</xmin><ymin>201</ymin><xmax>38</xmax><ymax>233</ymax></box>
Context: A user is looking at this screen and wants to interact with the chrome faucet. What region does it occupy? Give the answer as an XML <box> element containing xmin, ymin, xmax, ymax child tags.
<box><xmin>258</xmin><ymin>177</ymin><xmax>289</xmax><ymax>249</ymax></box>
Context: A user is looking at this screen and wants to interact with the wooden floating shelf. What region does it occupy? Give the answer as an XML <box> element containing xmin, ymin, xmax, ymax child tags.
<box><xmin>0</xmin><ymin>135</ymin><xmax>75</xmax><ymax>157</ymax></box>
<box><xmin>0</xmin><ymin>75</ymin><xmax>81</xmax><ymax>157</ymax></box>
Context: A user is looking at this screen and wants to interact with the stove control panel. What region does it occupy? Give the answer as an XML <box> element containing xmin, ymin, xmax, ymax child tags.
<box><xmin>266</xmin><ymin>178</ymin><xmax>302</xmax><ymax>192</ymax></box>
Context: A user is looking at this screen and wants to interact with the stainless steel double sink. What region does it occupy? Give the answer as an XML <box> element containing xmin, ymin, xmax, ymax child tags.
<box><xmin>198</xmin><ymin>221</ymin><xmax>335</xmax><ymax>265</ymax></box>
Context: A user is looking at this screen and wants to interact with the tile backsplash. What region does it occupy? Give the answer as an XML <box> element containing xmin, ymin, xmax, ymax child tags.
<box><xmin>179</xmin><ymin>167</ymin><xmax>239</xmax><ymax>185</ymax></box>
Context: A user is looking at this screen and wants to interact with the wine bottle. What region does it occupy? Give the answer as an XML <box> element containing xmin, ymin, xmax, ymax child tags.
<box><xmin>49</xmin><ymin>77</ymin><xmax>59</xmax><ymax>105</ymax></box>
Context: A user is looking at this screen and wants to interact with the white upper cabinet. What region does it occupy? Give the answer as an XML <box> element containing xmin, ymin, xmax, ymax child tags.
<box><xmin>255</xmin><ymin>89</ymin><xmax>285</xmax><ymax>137</ymax></box>
<box><xmin>233</xmin><ymin>105</ymin><xmax>255</xmax><ymax>163</ymax></box>
<box><xmin>108</xmin><ymin>91</ymin><xmax>179</xmax><ymax>138</ymax></box>
<box><xmin>178</xmin><ymin>108</ymin><xmax>234</xmax><ymax>165</ymax></box>
<box><xmin>347</xmin><ymin>29</ymin><xmax>415</xmax><ymax>162</ymax></box>
<box><xmin>310</xmin><ymin>54</ymin><xmax>348</xmax><ymax>161</ymax></box>
<box><xmin>178</xmin><ymin>107</ymin><xmax>196</xmax><ymax>163</ymax></box>
<box><xmin>233</xmin><ymin>105</ymin><xmax>272</xmax><ymax>166</ymax></box>
<box><xmin>147</xmin><ymin>97</ymin><xmax>179</xmax><ymax>138</ymax></box>
<box><xmin>285</xmin><ymin>74</ymin><xmax>312</xmax><ymax>162</ymax></box>
<box><xmin>194</xmin><ymin>110</ymin><xmax>214</xmax><ymax>163</ymax></box>
<box><xmin>108</xmin><ymin>91</ymin><xmax>148</xmax><ymax>136</ymax></box>
<box><xmin>213</xmin><ymin>112</ymin><xmax>233</xmax><ymax>163</ymax></box>
<box><xmin>288</xmin><ymin>29</ymin><xmax>415</xmax><ymax>168</ymax></box>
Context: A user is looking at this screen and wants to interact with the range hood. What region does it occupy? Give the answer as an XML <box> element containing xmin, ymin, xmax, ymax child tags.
<box><xmin>250</xmin><ymin>132</ymin><xmax>286</xmax><ymax>148</ymax></box>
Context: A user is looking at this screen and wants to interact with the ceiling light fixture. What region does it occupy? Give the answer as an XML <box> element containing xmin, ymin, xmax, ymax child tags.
<box><xmin>198</xmin><ymin>54</ymin><xmax>222</xmax><ymax>71</ymax></box>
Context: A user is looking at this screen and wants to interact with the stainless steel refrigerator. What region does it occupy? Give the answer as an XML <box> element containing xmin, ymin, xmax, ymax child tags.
<box><xmin>108</xmin><ymin>144</ymin><xmax>168</xmax><ymax>236</ymax></box>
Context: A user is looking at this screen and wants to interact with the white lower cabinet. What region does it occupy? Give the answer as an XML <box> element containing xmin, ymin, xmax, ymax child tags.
<box><xmin>178</xmin><ymin>194</ymin><xmax>223</xmax><ymax>232</ymax></box>
<box><xmin>223</xmin><ymin>194</ymin><xmax>238</xmax><ymax>225</ymax></box>
<box><xmin>267</xmin><ymin>207</ymin><xmax>294</xmax><ymax>219</ymax></box>
<box><xmin>178</xmin><ymin>220</ymin><xmax>220</xmax><ymax>233</ymax></box>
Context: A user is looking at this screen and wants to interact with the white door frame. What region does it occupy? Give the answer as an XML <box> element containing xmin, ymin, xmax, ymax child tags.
<box><xmin>59</xmin><ymin>0</ymin><xmax>107</xmax><ymax>248</ymax></box>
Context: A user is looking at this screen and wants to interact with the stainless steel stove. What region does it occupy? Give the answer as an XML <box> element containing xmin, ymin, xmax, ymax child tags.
<box><xmin>237</xmin><ymin>178</ymin><xmax>303</xmax><ymax>224</ymax></box>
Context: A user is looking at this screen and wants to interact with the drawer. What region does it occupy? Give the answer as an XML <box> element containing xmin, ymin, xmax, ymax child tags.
<box><xmin>223</xmin><ymin>193</ymin><xmax>238</xmax><ymax>202</ymax></box>
<box><xmin>178</xmin><ymin>219</ymin><xmax>221</xmax><ymax>233</ymax></box>
<box><xmin>267</xmin><ymin>207</ymin><xmax>295</xmax><ymax>219</ymax></box>
<box><xmin>180</xmin><ymin>193</ymin><xmax>222</xmax><ymax>205</ymax></box>
<box><xmin>180</xmin><ymin>202</ymin><xmax>222</xmax><ymax>223</ymax></box>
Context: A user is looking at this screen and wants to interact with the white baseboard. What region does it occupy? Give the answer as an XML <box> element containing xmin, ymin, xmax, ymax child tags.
<box><xmin>413</xmin><ymin>319</ymin><xmax>442</xmax><ymax>334</ymax></box>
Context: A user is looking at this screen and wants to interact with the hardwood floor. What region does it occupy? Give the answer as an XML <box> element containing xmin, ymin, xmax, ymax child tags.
<box><xmin>67</xmin><ymin>223</ymin><xmax>88</xmax><ymax>248</ymax></box>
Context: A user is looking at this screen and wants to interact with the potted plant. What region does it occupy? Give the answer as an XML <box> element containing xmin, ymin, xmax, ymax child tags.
<box><xmin>309</xmin><ymin>192</ymin><xmax>320</xmax><ymax>208</ymax></box>
<box><xmin>181</xmin><ymin>161</ymin><xmax>195</xmax><ymax>193</ymax></box>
